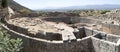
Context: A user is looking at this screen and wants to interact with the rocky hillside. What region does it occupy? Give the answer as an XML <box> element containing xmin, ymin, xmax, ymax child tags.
<box><xmin>9</xmin><ymin>0</ymin><xmax>32</xmax><ymax>12</ymax></box>
<box><xmin>98</xmin><ymin>9</ymin><xmax>120</xmax><ymax>20</ymax></box>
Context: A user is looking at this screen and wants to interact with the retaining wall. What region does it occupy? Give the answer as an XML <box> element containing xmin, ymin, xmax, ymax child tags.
<box><xmin>101</xmin><ymin>23</ymin><xmax>120</xmax><ymax>35</ymax></box>
<box><xmin>2</xmin><ymin>22</ymin><xmax>120</xmax><ymax>52</ymax></box>
<box><xmin>92</xmin><ymin>33</ymin><xmax>120</xmax><ymax>52</ymax></box>
<box><xmin>2</xmin><ymin>24</ymin><xmax>94</xmax><ymax>52</ymax></box>
<box><xmin>43</xmin><ymin>17</ymin><xmax>102</xmax><ymax>24</ymax></box>
<box><xmin>72</xmin><ymin>17</ymin><xmax>102</xmax><ymax>25</ymax></box>
<box><xmin>2</xmin><ymin>17</ymin><xmax>120</xmax><ymax>52</ymax></box>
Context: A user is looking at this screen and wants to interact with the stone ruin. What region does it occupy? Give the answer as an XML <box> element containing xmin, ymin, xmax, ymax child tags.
<box><xmin>1</xmin><ymin>9</ymin><xmax>120</xmax><ymax>52</ymax></box>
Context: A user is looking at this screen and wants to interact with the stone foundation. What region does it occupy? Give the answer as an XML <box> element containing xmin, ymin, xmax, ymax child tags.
<box><xmin>92</xmin><ymin>33</ymin><xmax>120</xmax><ymax>52</ymax></box>
<box><xmin>43</xmin><ymin>17</ymin><xmax>102</xmax><ymax>24</ymax></box>
<box><xmin>101</xmin><ymin>23</ymin><xmax>120</xmax><ymax>35</ymax></box>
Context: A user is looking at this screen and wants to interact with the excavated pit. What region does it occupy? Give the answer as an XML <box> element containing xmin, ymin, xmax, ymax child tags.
<box><xmin>94</xmin><ymin>33</ymin><xmax>120</xmax><ymax>43</ymax></box>
<box><xmin>73</xmin><ymin>27</ymin><xmax>93</xmax><ymax>39</ymax></box>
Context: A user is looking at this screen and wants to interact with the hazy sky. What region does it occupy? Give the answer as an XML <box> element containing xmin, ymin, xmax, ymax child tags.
<box><xmin>14</xmin><ymin>0</ymin><xmax>120</xmax><ymax>9</ymax></box>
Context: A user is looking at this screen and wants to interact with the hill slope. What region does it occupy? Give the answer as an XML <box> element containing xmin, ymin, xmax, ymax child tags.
<box><xmin>41</xmin><ymin>4</ymin><xmax>120</xmax><ymax>11</ymax></box>
<box><xmin>9</xmin><ymin>0</ymin><xmax>32</xmax><ymax>12</ymax></box>
<box><xmin>61</xmin><ymin>4</ymin><xmax>120</xmax><ymax>10</ymax></box>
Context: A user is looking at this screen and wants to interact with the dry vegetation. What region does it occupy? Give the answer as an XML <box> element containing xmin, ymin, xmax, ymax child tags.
<box><xmin>67</xmin><ymin>10</ymin><xmax>110</xmax><ymax>17</ymax></box>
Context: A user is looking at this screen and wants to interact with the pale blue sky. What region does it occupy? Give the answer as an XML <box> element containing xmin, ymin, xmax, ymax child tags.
<box><xmin>14</xmin><ymin>0</ymin><xmax>120</xmax><ymax>9</ymax></box>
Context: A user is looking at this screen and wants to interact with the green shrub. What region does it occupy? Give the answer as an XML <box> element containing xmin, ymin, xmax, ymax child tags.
<box><xmin>101</xmin><ymin>10</ymin><xmax>110</xmax><ymax>14</ymax></box>
<box><xmin>0</xmin><ymin>25</ymin><xmax>23</xmax><ymax>52</ymax></box>
<box><xmin>19</xmin><ymin>8</ymin><xmax>31</xmax><ymax>14</ymax></box>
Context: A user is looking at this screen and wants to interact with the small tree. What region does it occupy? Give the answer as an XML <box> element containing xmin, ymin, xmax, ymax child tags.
<box><xmin>19</xmin><ymin>8</ymin><xmax>31</xmax><ymax>14</ymax></box>
<box><xmin>1</xmin><ymin>0</ymin><xmax>9</xmax><ymax>8</ymax></box>
<box><xmin>101</xmin><ymin>10</ymin><xmax>110</xmax><ymax>14</ymax></box>
<box><xmin>0</xmin><ymin>25</ymin><xmax>23</xmax><ymax>52</ymax></box>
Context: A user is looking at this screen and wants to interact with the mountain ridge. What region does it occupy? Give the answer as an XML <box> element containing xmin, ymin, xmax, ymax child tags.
<box><xmin>39</xmin><ymin>4</ymin><xmax>120</xmax><ymax>11</ymax></box>
<box><xmin>9</xmin><ymin>0</ymin><xmax>32</xmax><ymax>12</ymax></box>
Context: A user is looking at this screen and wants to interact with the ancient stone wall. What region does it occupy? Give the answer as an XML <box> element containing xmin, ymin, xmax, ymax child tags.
<box><xmin>36</xmin><ymin>32</ymin><xmax>62</xmax><ymax>40</ymax></box>
<box><xmin>2</xmin><ymin>24</ymin><xmax>94</xmax><ymax>52</ymax></box>
<box><xmin>74</xmin><ymin>27</ymin><xmax>93</xmax><ymax>39</ymax></box>
<box><xmin>43</xmin><ymin>17</ymin><xmax>73</xmax><ymax>24</ymax></box>
<box><xmin>2</xmin><ymin>22</ymin><xmax>120</xmax><ymax>52</ymax></box>
<box><xmin>101</xmin><ymin>23</ymin><xmax>120</xmax><ymax>35</ymax></box>
<box><xmin>43</xmin><ymin>17</ymin><xmax>102</xmax><ymax>24</ymax></box>
<box><xmin>1</xmin><ymin>18</ymin><xmax>95</xmax><ymax>52</ymax></box>
<box><xmin>72</xmin><ymin>17</ymin><xmax>102</xmax><ymax>25</ymax></box>
<box><xmin>92</xmin><ymin>33</ymin><xmax>120</xmax><ymax>52</ymax></box>
<box><xmin>2</xmin><ymin>16</ymin><xmax>120</xmax><ymax>52</ymax></box>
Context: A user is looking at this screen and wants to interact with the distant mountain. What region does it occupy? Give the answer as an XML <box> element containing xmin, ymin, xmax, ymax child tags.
<box><xmin>9</xmin><ymin>0</ymin><xmax>32</xmax><ymax>12</ymax></box>
<box><xmin>39</xmin><ymin>4</ymin><xmax>120</xmax><ymax>12</ymax></box>
<box><xmin>61</xmin><ymin>4</ymin><xmax>120</xmax><ymax>10</ymax></box>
